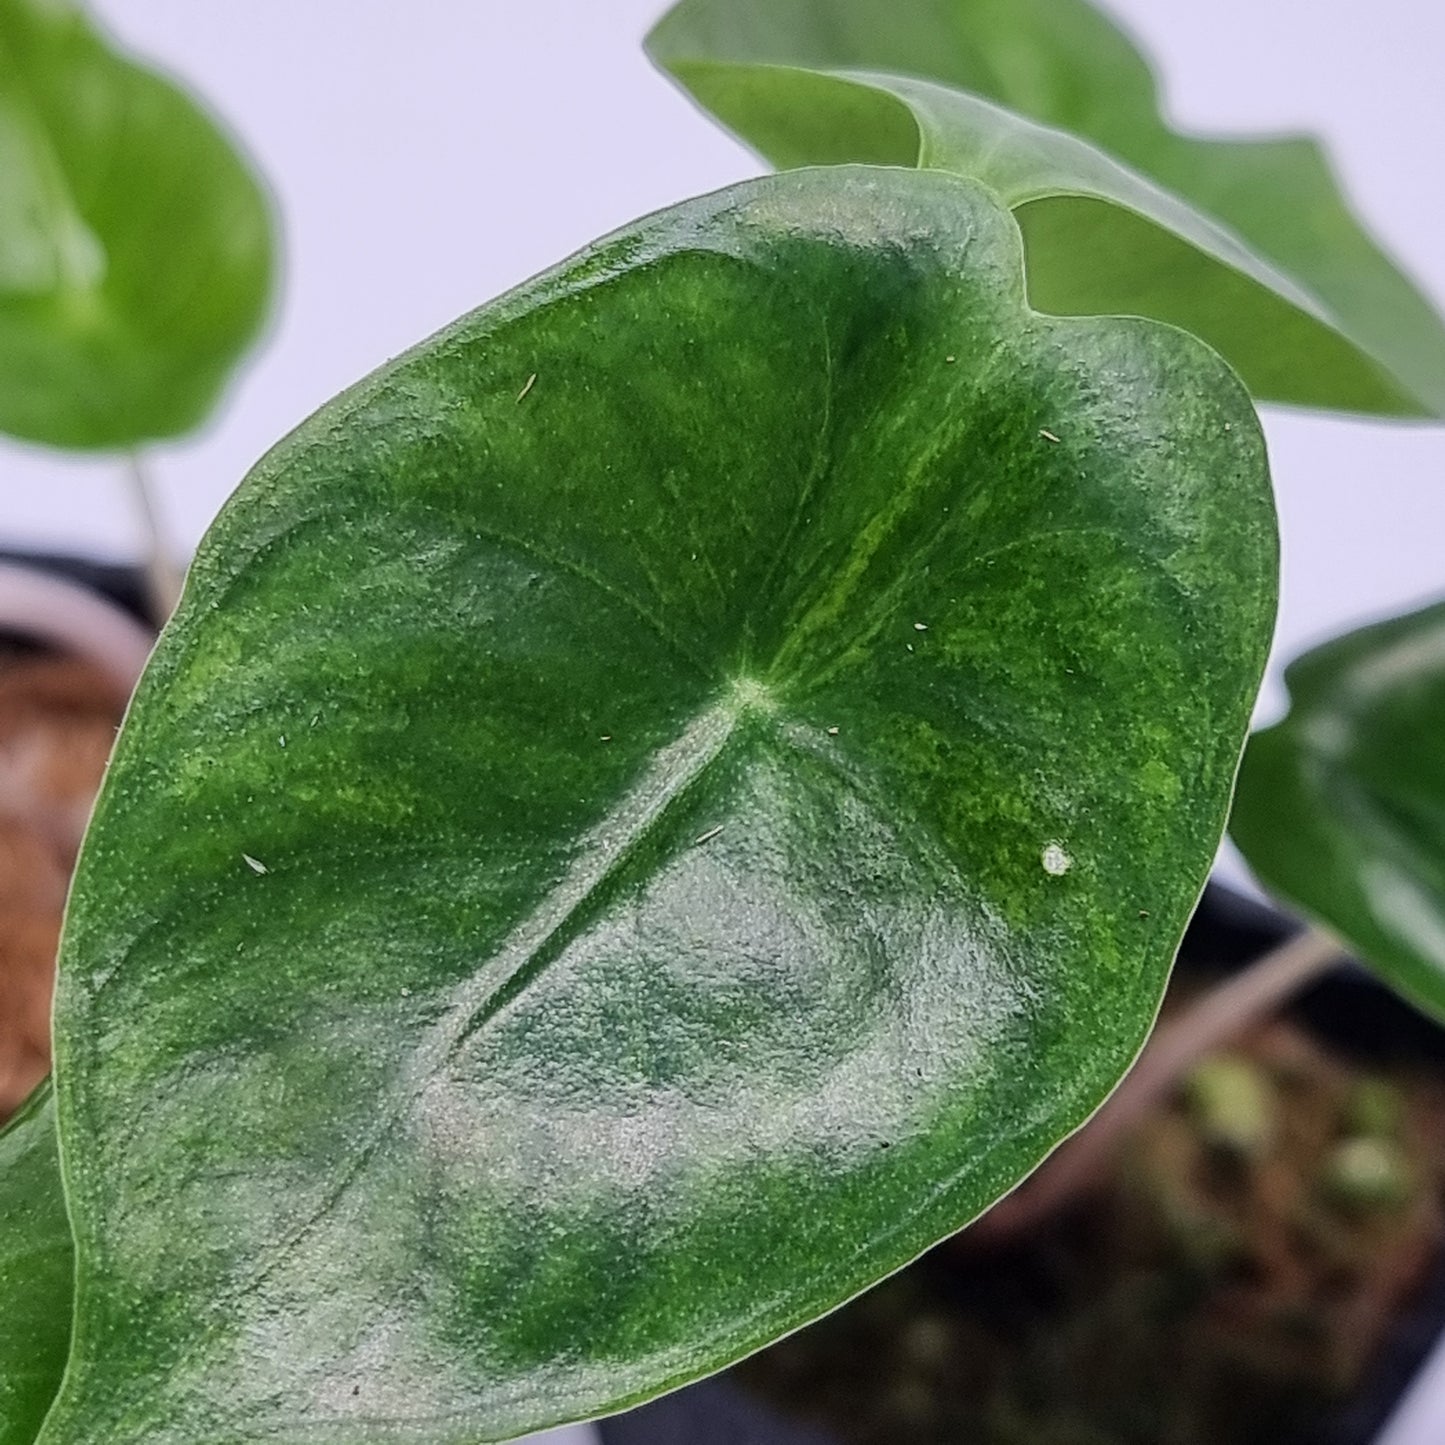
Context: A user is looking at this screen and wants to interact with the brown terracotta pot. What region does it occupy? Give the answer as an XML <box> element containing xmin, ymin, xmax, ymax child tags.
<box><xmin>0</xmin><ymin>560</ymin><xmax>152</xmax><ymax>1119</ymax></box>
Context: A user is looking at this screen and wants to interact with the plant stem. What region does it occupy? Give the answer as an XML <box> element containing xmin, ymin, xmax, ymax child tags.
<box><xmin>124</xmin><ymin>452</ymin><xmax>183</xmax><ymax>624</ymax></box>
<box><xmin>968</xmin><ymin>924</ymin><xmax>1346</xmax><ymax>1243</ymax></box>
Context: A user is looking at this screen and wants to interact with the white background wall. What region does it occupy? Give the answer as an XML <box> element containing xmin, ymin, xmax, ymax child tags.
<box><xmin>5</xmin><ymin>0</ymin><xmax>1443</xmax><ymax>731</ymax></box>
<box><xmin>4</xmin><ymin>5</ymin><xmax>1443</xmax><ymax>1440</ymax></box>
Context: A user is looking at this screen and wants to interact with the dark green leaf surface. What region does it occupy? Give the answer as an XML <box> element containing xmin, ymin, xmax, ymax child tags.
<box><xmin>1233</xmin><ymin>599</ymin><xmax>1445</xmax><ymax>1022</ymax></box>
<box><xmin>647</xmin><ymin>0</ymin><xmax>1445</xmax><ymax>418</ymax></box>
<box><xmin>0</xmin><ymin>0</ymin><xmax>274</xmax><ymax>449</ymax></box>
<box><xmin>48</xmin><ymin>168</ymin><xmax>1274</xmax><ymax>1442</ymax></box>
<box><xmin>0</xmin><ymin>1084</ymin><xmax>73</xmax><ymax>1445</ymax></box>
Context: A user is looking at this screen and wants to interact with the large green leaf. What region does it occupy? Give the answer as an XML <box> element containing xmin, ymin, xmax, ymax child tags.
<box><xmin>647</xmin><ymin>0</ymin><xmax>1445</xmax><ymax>419</ymax></box>
<box><xmin>46</xmin><ymin>168</ymin><xmax>1274</xmax><ymax>1442</ymax></box>
<box><xmin>0</xmin><ymin>0</ymin><xmax>274</xmax><ymax>449</ymax></box>
<box><xmin>1233</xmin><ymin>599</ymin><xmax>1445</xmax><ymax>1022</ymax></box>
<box><xmin>0</xmin><ymin>1084</ymin><xmax>73</xmax><ymax>1445</ymax></box>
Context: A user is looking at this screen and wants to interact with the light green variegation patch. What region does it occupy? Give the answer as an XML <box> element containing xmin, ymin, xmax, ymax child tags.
<box><xmin>648</xmin><ymin>0</ymin><xmax>1445</xmax><ymax>418</ymax></box>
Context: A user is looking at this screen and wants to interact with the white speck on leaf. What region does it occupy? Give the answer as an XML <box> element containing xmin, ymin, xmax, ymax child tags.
<box><xmin>694</xmin><ymin>825</ymin><xmax>724</xmax><ymax>846</ymax></box>
<box><xmin>243</xmin><ymin>854</ymin><xmax>269</xmax><ymax>876</ymax></box>
<box><xmin>913</xmin><ymin>622</ymin><xmax>927</xmax><ymax>631</ymax></box>
<box><xmin>516</xmin><ymin>373</ymin><xmax>537</xmax><ymax>402</ymax></box>
<box><xmin>1041</xmin><ymin>843</ymin><xmax>1072</xmax><ymax>877</ymax></box>
<box><xmin>1040</xmin><ymin>428</ymin><xmax>1061</xmax><ymax>444</ymax></box>
<box><xmin>827</xmin><ymin>726</ymin><xmax>839</xmax><ymax>736</ymax></box>
<box><xmin>279</xmin><ymin>735</ymin><xmax>287</xmax><ymax>748</ymax></box>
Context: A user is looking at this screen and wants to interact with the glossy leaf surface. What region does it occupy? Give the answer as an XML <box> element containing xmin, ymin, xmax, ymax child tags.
<box><xmin>49</xmin><ymin>169</ymin><xmax>1275</xmax><ymax>1443</ymax></box>
<box><xmin>0</xmin><ymin>1084</ymin><xmax>72</xmax><ymax>1445</ymax></box>
<box><xmin>0</xmin><ymin>0</ymin><xmax>273</xmax><ymax>449</ymax></box>
<box><xmin>1233</xmin><ymin>599</ymin><xmax>1445</xmax><ymax>1022</ymax></box>
<box><xmin>647</xmin><ymin>0</ymin><xmax>1445</xmax><ymax>418</ymax></box>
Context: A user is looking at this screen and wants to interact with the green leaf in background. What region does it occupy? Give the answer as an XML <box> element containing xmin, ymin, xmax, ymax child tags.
<box><xmin>0</xmin><ymin>1084</ymin><xmax>73</xmax><ymax>1445</ymax></box>
<box><xmin>46</xmin><ymin>168</ymin><xmax>1274</xmax><ymax>1442</ymax></box>
<box><xmin>0</xmin><ymin>0</ymin><xmax>274</xmax><ymax>449</ymax></box>
<box><xmin>647</xmin><ymin>0</ymin><xmax>1445</xmax><ymax>419</ymax></box>
<box><xmin>1233</xmin><ymin>599</ymin><xmax>1445</xmax><ymax>1022</ymax></box>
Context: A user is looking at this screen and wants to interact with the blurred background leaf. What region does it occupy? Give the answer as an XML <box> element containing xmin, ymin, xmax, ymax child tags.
<box><xmin>0</xmin><ymin>0</ymin><xmax>275</xmax><ymax>451</ymax></box>
<box><xmin>1233</xmin><ymin>598</ymin><xmax>1445</xmax><ymax>1022</ymax></box>
<box><xmin>648</xmin><ymin>0</ymin><xmax>1445</xmax><ymax>419</ymax></box>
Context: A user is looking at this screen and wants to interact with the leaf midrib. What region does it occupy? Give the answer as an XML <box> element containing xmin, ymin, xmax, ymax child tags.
<box><xmin>417</xmin><ymin>688</ymin><xmax>759</xmax><ymax>1068</ymax></box>
<box><xmin>90</xmin><ymin>686</ymin><xmax>771</xmax><ymax>1435</ymax></box>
